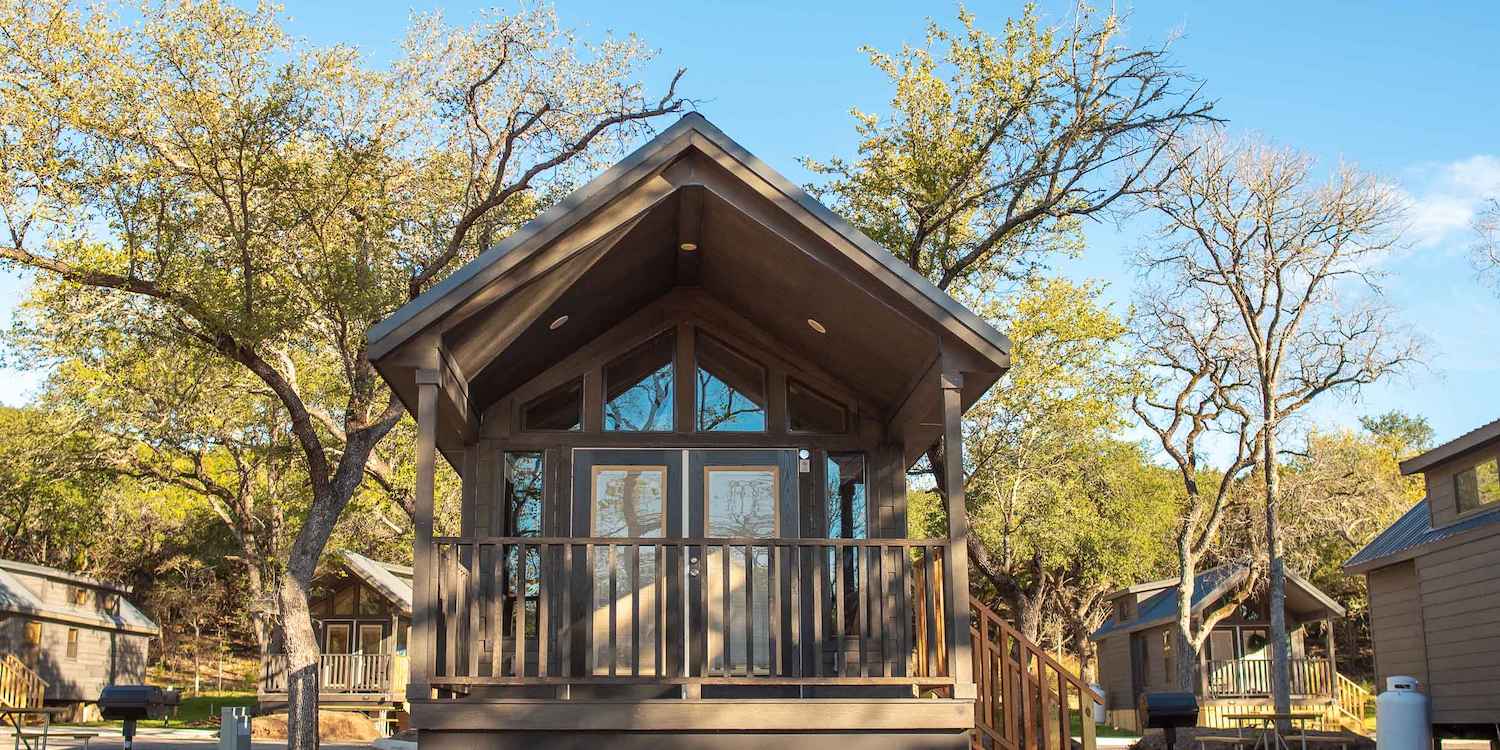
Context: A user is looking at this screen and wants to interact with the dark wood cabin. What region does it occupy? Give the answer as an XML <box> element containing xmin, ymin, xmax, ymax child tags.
<box><xmin>1091</xmin><ymin>565</ymin><xmax>1367</xmax><ymax>733</ymax></box>
<box><xmin>365</xmin><ymin>113</ymin><xmax>1103</xmax><ymax>750</ymax></box>
<box><xmin>1346</xmin><ymin>417</ymin><xmax>1500</xmax><ymax>744</ymax></box>
<box><xmin>0</xmin><ymin>559</ymin><xmax>158</xmax><ymax>721</ymax></box>
<box><xmin>259</xmin><ymin>551</ymin><xmax>411</xmax><ymax>729</ymax></box>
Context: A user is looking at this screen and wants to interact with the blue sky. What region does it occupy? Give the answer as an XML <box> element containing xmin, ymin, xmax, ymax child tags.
<box><xmin>3</xmin><ymin>1</ymin><xmax>1497</xmax><ymax>448</ymax></box>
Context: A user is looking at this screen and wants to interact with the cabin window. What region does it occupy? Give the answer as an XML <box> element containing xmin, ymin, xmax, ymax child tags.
<box><xmin>1455</xmin><ymin>457</ymin><xmax>1500</xmax><ymax>514</ymax></box>
<box><xmin>24</xmin><ymin>621</ymin><xmax>41</xmax><ymax>646</ymax></box>
<box><xmin>357</xmin><ymin>585</ymin><xmax>382</xmax><ymax>616</ymax></box>
<box><xmin>333</xmin><ymin>586</ymin><xmax>356</xmax><ymax>616</ymax></box>
<box><xmin>604</xmin><ymin>332</ymin><xmax>675</xmax><ymax>432</ymax></box>
<box><xmin>503</xmin><ymin>452</ymin><xmax>545</xmax><ymax>536</ymax></box>
<box><xmin>825</xmin><ymin>454</ymin><xmax>867</xmax><ymax>540</ymax></box>
<box><xmin>521</xmin><ymin>379</ymin><xmax>583</xmax><ymax>431</ymax></box>
<box><xmin>103</xmin><ymin>593</ymin><xmax>119</xmax><ymax>612</ymax></box>
<box><xmin>66</xmin><ymin>628</ymin><xmax>79</xmax><ymax>659</ymax></box>
<box><xmin>787</xmin><ymin>379</ymin><xmax>847</xmax><ymax>434</ymax></box>
<box><xmin>69</xmin><ymin>586</ymin><xmax>89</xmax><ymax>606</ymax></box>
<box><xmin>695</xmin><ymin>333</ymin><xmax>767</xmax><ymax>432</ymax></box>
<box><xmin>591</xmin><ymin>466</ymin><xmax>666</xmax><ymax>537</ymax></box>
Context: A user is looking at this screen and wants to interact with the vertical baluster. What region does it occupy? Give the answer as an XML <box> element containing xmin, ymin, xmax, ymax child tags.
<box><xmin>1057</xmin><ymin>669</ymin><xmax>1068</xmax><ymax>750</ymax></box>
<box><xmin>537</xmin><ymin>542</ymin><xmax>550</xmax><ymax>678</ymax></box>
<box><xmin>559</xmin><ymin>543</ymin><xmax>572</xmax><ymax>679</ymax></box>
<box><xmin>515</xmin><ymin>541</ymin><xmax>528</xmax><ymax>678</ymax></box>
<box><xmin>656</xmin><ymin>543</ymin><xmax>666</xmax><ymax>678</ymax></box>
<box><xmin>488</xmin><ymin>543</ymin><xmax>503</xmax><ymax>679</ymax></box>
<box><xmin>467</xmin><ymin>542</ymin><xmax>482</xmax><ymax>678</ymax></box>
<box><xmin>790</xmin><ymin>544</ymin><xmax>803</xmax><ymax>678</ymax></box>
<box><xmin>744</xmin><ymin>542</ymin><xmax>755</xmax><ymax>677</ymax></box>
<box><xmin>923</xmin><ymin>547</ymin><xmax>940</xmax><ymax>676</ymax></box>
<box><xmin>858</xmin><ymin>545</ymin><xmax>870</xmax><ymax>678</ymax></box>
<box><xmin>607</xmin><ymin>543</ymin><xmax>618</xmax><ymax>677</ymax></box>
<box><xmin>1020</xmin><ymin>645</ymin><xmax>1037</xmax><ymax>750</ymax></box>
<box><xmin>899</xmin><ymin>545</ymin><xmax>912</xmax><ymax>678</ymax></box>
<box><xmin>443</xmin><ymin>546</ymin><xmax>458</xmax><ymax>679</ymax></box>
<box><xmin>810</xmin><ymin>544</ymin><xmax>823</xmax><ymax>677</ymax></box>
<box><xmin>720</xmin><ymin>542</ymin><xmax>731</xmax><ymax>676</ymax></box>
<box><xmin>837</xmin><ymin>542</ymin><xmax>852</xmax><ymax>677</ymax></box>
<box><xmin>631</xmin><ymin>543</ymin><xmax>641</xmax><ymax>677</ymax></box>
<box><xmin>768</xmin><ymin>544</ymin><xmax>780</xmax><ymax>678</ymax></box>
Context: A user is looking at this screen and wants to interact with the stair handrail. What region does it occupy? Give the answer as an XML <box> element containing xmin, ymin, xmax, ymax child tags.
<box><xmin>0</xmin><ymin>654</ymin><xmax>48</xmax><ymax>710</ymax></box>
<box><xmin>1334</xmin><ymin>671</ymin><xmax>1371</xmax><ymax>732</ymax></box>
<box><xmin>970</xmin><ymin>597</ymin><xmax>1101</xmax><ymax>750</ymax></box>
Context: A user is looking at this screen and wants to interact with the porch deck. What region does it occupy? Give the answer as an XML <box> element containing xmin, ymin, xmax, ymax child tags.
<box><xmin>259</xmin><ymin>653</ymin><xmax>408</xmax><ymax>706</ymax></box>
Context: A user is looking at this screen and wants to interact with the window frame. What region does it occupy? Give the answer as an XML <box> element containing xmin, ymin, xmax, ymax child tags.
<box><xmin>1454</xmin><ymin>455</ymin><xmax>1500</xmax><ymax>516</ymax></box>
<box><xmin>694</xmin><ymin>332</ymin><xmax>769</xmax><ymax>433</ymax></box>
<box><xmin>66</xmin><ymin>627</ymin><xmax>79</xmax><ymax>659</ymax></box>
<box><xmin>519</xmin><ymin>378</ymin><xmax>585</xmax><ymax>433</ymax></box>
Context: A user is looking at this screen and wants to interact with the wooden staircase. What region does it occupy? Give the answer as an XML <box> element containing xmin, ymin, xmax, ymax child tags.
<box><xmin>970</xmin><ymin>599</ymin><xmax>1103</xmax><ymax>750</ymax></box>
<box><xmin>1334</xmin><ymin>672</ymin><xmax>1372</xmax><ymax>734</ymax></box>
<box><xmin>0</xmin><ymin>654</ymin><xmax>46</xmax><ymax>710</ymax></box>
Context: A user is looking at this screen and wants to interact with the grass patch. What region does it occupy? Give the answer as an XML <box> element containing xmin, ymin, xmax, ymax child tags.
<box><xmin>72</xmin><ymin>692</ymin><xmax>257</xmax><ymax>730</ymax></box>
<box><xmin>1070</xmin><ymin>713</ymin><xmax>1139</xmax><ymax>739</ymax></box>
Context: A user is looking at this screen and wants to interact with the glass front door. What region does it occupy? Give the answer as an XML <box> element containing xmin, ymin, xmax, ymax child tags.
<box><xmin>572</xmin><ymin>448</ymin><xmax>797</xmax><ymax>678</ymax></box>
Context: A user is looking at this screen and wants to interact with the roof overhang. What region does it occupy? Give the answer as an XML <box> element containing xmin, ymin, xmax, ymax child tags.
<box><xmin>1399</xmin><ymin>417</ymin><xmax>1500</xmax><ymax>475</ymax></box>
<box><xmin>368</xmin><ymin>114</ymin><xmax>1011</xmax><ymax>463</ymax></box>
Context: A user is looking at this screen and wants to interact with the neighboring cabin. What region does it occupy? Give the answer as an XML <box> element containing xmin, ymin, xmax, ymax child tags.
<box><xmin>1091</xmin><ymin>565</ymin><xmax>1368</xmax><ymax>733</ymax></box>
<box><xmin>1346</xmin><ymin>417</ymin><xmax>1500</xmax><ymax>744</ymax></box>
<box><xmin>259</xmin><ymin>551</ymin><xmax>411</xmax><ymax>733</ymax></box>
<box><xmin>0</xmin><ymin>558</ymin><xmax>159</xmax><ymax>720</ymax></box>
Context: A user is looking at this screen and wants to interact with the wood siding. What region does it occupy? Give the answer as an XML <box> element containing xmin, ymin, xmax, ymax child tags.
<box><xmin>1096</xmin><ymin>634</ymin><xmax>1131</xmax><ymax>710</ymax></box>
<box><xmin>0</xmin><ymin>570</ymin><xmax>151</xmax><ymax>702</ymax></box>
<box><xmin>1420</xmin><ymin>445</ymin><xmax>1500</xmax><ymax>529</ymax></box>
<box><xmin>1366</xmin><ymin>561</ymin><xmax>1428</xmax><ymax>691</ymax></box>
<box><xmin>1412</xmin><ymin>534</ymin><xmax>1500</xmax><ymax>724</ymax></box>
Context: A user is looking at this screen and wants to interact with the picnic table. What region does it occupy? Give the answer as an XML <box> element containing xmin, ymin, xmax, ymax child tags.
<box><xmin>1221</xmin><ymin>712</ymin><xmax>1324</xmax><ymax>750</ymax></box>
<box><xmin>0</xmin><ymin>706</ymin><xmax>66</xmax><ymax>750</ymax></box>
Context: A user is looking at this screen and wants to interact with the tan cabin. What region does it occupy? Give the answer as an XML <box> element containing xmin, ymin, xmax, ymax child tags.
<box><xmin>258</xmin><ymin>551</ymin><xmax>411</xmax><ymax>729</ymax></box>
<box><xmin>1346</xmin><ymin>417</ymin><xmax>1500</xmax><ymax>744</ymax></box>
<box><xmin>1091</xmin><ymin>565</ymin><xmax>1369</xmax><ymax>733</ymax></box>
<box><xmin>366</xmin><ymin>113</ymin><xmax>1101</xmax><ymax>750</ymax></box>
<box><xmin>0</xmin><ymin>559</ymin><xmax>159</xmax><ymax>721</ymax></box>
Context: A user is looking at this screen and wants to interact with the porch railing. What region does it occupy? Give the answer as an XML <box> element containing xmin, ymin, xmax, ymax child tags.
<box><xmin>0</xmin><ymin>654</ymin><xmax>47</xmax><ymax>709</ymax></box>
<box><xmin>426</xmin><ymin>536</ymin><xmax>957</xmax><ymax>687</ymax></box>
<box><xmin>1204</xmin><ymin>658</ymin><xmax>1333</xmax><ymax>698</ymax></box>
<box><xmin>261</xmin><ymin>653</ymin><xmax>404</xmax><ymax>694</ymax></box>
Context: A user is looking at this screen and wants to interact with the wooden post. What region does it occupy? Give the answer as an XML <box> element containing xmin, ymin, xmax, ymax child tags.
<box><xmin>1324</xmin><ymin>617</ymin><xmax>1336</xmax><ymax>698</ymax></box>
<box><xmin>408</xmin><ymin>368</ymin><xmax>440</xmax><ymax>701</ymax></box>
<box><xmin>941</xmin><ymin>370</ymin><xmax>976</xmax><ymax>698</ymax></box>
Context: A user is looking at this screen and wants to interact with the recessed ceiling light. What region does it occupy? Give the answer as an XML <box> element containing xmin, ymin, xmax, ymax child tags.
<box><xmin>807</xmin><ymin>318</ymin><xmax>827</xmax><ymax>334</ymax></box>
<box><xmin>549</xmin><ymin>315</ymin><xmax>569</xmax><ymax>330</ymax></box>
<box><xmin>679</xmin><ymin>242</ymin><xmax>698</xmax><ymax>252</ymax></box>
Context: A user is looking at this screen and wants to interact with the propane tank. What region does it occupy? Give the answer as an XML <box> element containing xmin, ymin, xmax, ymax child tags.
<box><xmin>1376</xmin><ymin>676</ymin><xmax>1430</xmax><ymax>750</ymax></box>
<box><xmin>1089</xmin><ymin>684</ymin><xmax>1107</xmax><ymax>725</ymax></box>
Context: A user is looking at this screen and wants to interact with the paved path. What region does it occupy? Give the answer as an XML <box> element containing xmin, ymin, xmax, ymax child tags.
<box><xmin>0</xmin><ymin>728</ymin><xmax>371</xmax><ymax>750</ymax></box>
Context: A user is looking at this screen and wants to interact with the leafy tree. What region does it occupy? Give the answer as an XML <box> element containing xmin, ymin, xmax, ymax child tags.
<box><xmin>0</xmin><ymin>2</ymin><xmax>685</xmax><ymax>745</ymax></box>
<box><xmin>1139</xmin><ymin>130</ymin><xmax>1420</xmax><ymax>719</ymax></box>
<box><xmin>805</xmin><ymin>3</ymin><xmax>1214</xmax><ymax>297</ymax></box>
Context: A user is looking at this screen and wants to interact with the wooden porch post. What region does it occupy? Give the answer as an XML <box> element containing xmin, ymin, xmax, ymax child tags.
<box><xmin>941</xmin><ymin>370</ymin><xmax>975</xmax><ymax>698</ymax></box>
<box><xmin>1324</xmin><ymin>617</ymin><xmax>1336</xmax><ymax>697</ymax></box>
<box><xmin>408</xmin><ymin>368</ymin><xmax>440</xmax><ymax>701</ymax></box>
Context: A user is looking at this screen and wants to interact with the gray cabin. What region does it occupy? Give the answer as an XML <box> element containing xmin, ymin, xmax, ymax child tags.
<box><xmin>1346</xmin><ymin>417</ymin><xmax>1500</xmax><ymax>744</ymax></box>
<box><xmin>363</xmin><ymin>113</ymin><xmax>1102</xmax><ymax>750</ymax></box>
<box><xmin>0</xmin><ymin>559</ymin><xmax>159</xmax><ymax>720</ymax></box>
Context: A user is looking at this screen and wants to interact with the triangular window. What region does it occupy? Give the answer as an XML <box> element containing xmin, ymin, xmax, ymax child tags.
<box><xmin>696</xmin><ymin>333</ymin><xmax>767</xmax><ymax>432</ymax></box>
<box><xmin>604</xmin><ymin>331</ymin><xmax>675</xmax><ymax>432</ymax></box>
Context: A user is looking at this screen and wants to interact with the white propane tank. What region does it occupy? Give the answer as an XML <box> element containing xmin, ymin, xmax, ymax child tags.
<box><xmin>1376</xmin><ymin>676</ymin><xmax>1430</xmax><ymax>750</ymax></box>
<box><xmin>1089</xmin><ymin>684</ymin><xmax>1106</xmax><ymax>725</ymax></box>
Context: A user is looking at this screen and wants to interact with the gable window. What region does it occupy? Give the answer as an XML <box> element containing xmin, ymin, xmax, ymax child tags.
<box><xmin>24</xmin><ymin>621</ymin><xmax>41</xmax><ymax>647</ymax></box>
<box><xmin>521</xmin><ymin>379</ymin><xmax>583</xmax><ymax>431</ymax></box>
<box><xmin>357</xmin><ymin>585</ymin><xmax>382</xmax><ymax>616</ymax></box>
<box><xmin>788</xmin><ymin>378</ymin><xmax>847</xmax><ymax>434</ymax></box>
<box><xmin>503</xmin><ymin>452</ymin><xmax>545</xmax><ymax>536</ymax></box>
<box><xmin>695</xmin><ymin>333</ymin><xmax>767</xmax><ymax>432</ymax></box>
<box><xmin>1455</xmin><ymin>457</ymin><xmax>1500</xmax><ymax>514</ymax></box>
<box><xmin>604</xmin><ymin>332</ymin><xmax>675</xmax><ymax>432</ymax></box>
<box><xmin>66</xmin><ymin>628</ymin><xmax>79</xmax><ymax>659</ymax></box>
<box><xmin>69</xmin><ymin>585</ymin><xmax>89</xmax><ymax>606</ymax></box>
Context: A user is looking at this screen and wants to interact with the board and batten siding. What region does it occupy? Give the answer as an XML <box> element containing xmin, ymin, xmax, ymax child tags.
<box><xmin>1413</xmin><ymin>533</ymin><xmax>1500</xmax><ymax>723</ymax></box>
<box><xmin>1097</xmin><ymin>634</ymin><xmax>1131</xmax><ymax>710</ymax></box>
<box><xmin>1366</xmin><ymin>560</ymin><xmax>1428</xmax><ymax>691</ymax></box>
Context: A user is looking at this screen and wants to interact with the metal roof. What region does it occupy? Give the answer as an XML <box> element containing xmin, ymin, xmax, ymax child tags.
<box><xmin>0</xmin><ymin>561</ymin><xmax>159</xmax><ymax>636</ymax></box>
<box><xmin>1345</xmin><ymin>498</ymin><xmax>1500</xmax><ymax>572</ymax></box>
<box><xmin>339</xmin><ymin>551</ymin><xmax>413</xmax><ymax>616</ymax></box>
<box><xmin>1090</xmin><ymin>564</ymin><xmax>1344</xmax><ymax>641</ymax></box>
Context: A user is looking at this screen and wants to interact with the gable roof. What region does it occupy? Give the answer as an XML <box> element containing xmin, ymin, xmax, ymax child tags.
<box><xmin>1090</xmin><ymin>564</ymin><xmax>1344</xmax><ymax>641</ymax></box>
<box><xmin>337</xmin><ymin>551</ymin><xmax>413</xmax><ymax>616</ymax></box>
<box><xmin>0</xmin><ymin>560</ymin><xmax>159</xmax><ymax>636</ymax></box>
<box><xmin>1345</xmin><ymin>498</ymin><xmax>1500</xmax><ymax>573</ymax></box>
<box><xmin>368</xmin><ymin>112</ymin><xmax>1010</xmax><ymax>366</ymax></box>
<box><xmin>1399</xmin><ymin>416</ymin><xmax>1500</xmax><ymax>475</ymax></box>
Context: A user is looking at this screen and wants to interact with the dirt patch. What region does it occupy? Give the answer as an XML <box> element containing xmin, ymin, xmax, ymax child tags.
<box><xmin>1128</xmin><ymin>727</ymin><xmax>1374</xmax><ymax>750</ymax></box>
<box><xmin>250</xmin><ymin>711</ymin><xmax>380</xmax><ymax>742</ymax></box>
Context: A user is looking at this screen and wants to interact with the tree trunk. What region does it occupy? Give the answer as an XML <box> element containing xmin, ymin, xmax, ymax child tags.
<box><xmin>278</xmin><ymin>575</ymin><xmax>321</xmax><ymax>750</ymax></box>
<box><xmin>1072</xmin><ymin>627</ymin><xmax>1096</xmax><ymax>684</ymax></box>
<box><xmin>1174</xmin><ymin>532</ymin><xmax>1200</xmax><ymax>692</ymax></box>
<box><xmin>1263</xmin><ymin>421</ymin><xmax>1292</xmax><ymax>723</ymax></box>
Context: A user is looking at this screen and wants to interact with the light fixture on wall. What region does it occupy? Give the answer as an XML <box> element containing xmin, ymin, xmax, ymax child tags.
<box><xmin>549</xmin><ymin>315</ymin><xmax>570</xmax><ymax>330</ymax></box>
<box><xmin>806</xmin><ymin>318</ymin><xmax>827</xmax><ymax>334</ymax></box>
<box><xmin>679</xmin><ymin>242</ymin><xmax>698</xmax><ymax>252</ymax></box>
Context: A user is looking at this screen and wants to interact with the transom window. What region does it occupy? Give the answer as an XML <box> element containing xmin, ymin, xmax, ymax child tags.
<box><xmin>788</xmin><ymin>378</ymin><xmax>847</xmax><ymax>434</ymax></box>
<box><xmin>604</xmin><ymin>333</ymin><xmax>675</xmax><ymax>432</ymax></box>
<box><xmin>1455</xmin><ymin>457</ymin><xmax>1500</xmax><ymax>514</ymax></box>
<box><xmin>521</xmin><ymin>379</ymin><xmax>583</xmax><ymax>431</ymax></box>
